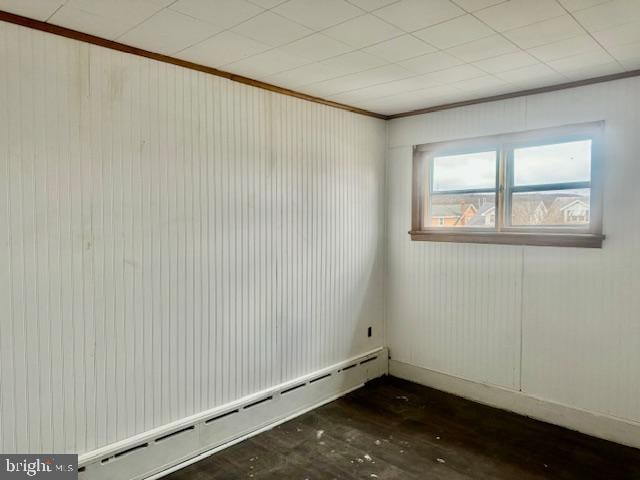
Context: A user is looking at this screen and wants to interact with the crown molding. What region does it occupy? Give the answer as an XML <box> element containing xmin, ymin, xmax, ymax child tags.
<box><xmin>3</xmin><ymin>9</ymin><xmax>640</xmax><ymax>122</ymax></box>
<box><xmin>0</xmin><ymin>10</ymin><xmax>386</xmax><ymax>120</ymax></box>
<box><xmin>387</xmin><ymin>69</ymin><xmax>640</xmax><ymax>119</ymax></box>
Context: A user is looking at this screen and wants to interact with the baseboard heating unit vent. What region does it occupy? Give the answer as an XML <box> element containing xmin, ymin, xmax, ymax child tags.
<box><xmin>78</xmin><ymin>348</ymin><xmax>388</xmax><ymax>480</ymax></box>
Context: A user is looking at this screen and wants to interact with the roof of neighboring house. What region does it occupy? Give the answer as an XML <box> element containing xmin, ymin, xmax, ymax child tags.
<box><xmin>558</xmin><ymin>199</ymin><xmax>589</xmax><ymax>211</ymax></box>
<box><xmin>466</xmin><ymin>203</ymin><xmax>495</xmax><ymax>226</ymax></box>
<box><xmin>545</xmin><ymin>196</ymin><xmax>590</xmax><ymax>224</ymax></box>
<box><xmin>431</xmin><ymin>203</ymin><xmax>464</xmax><ymax>217</ymax></box>
<box><xmin>548</xmin><ymin>197</ymin><xmax>587</xmax><ymax>210</ymax></box>
<box><xmin>432</xmin><ymin>203</ymin><xmax>477</xmax><ymax>224</ymax></box>
<box><xmin>431</xmin><ymin>204</ymin><xmax>462</xmax><ymax>218</ymax></box>
<box><xmin>464</xmin><ymin>204</ymin><xmax>478</xmax><ymax>214</ymax></box>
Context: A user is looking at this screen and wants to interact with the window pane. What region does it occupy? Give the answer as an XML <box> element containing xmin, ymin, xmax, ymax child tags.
<box><xmin>430</xmin><ymin>193</ymin><xmax>495</xmax><ymax>228</ymax></box>
<box><xmin>511</xmin><ymin>188</ymin><xmax>590</xmax><ymax>226</ymax></box>
<box><xmin>433</xmin><ymin>151</ymin><xmax>496</xmax><ymax>192</ymax></box>
<box><xmin>513</xmin><ymin>140</ymin><xmax>591</xmax><ymax>186</ymax></box>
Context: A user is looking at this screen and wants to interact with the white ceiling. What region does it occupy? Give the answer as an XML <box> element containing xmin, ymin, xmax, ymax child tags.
<box><xmin>2</xmin><ymin>0</ymin><xmax>640</xmax><ymax>115</ymax></box>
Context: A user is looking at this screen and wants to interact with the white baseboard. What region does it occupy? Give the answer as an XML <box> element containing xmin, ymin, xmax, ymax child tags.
<box><xmin>390</xmin><ymin>360</ymin><xmax>640</xmax><ymax>451</ymax></box>
<box><xmin>78</xmin><ymin>348</ymin><xmax>388</xmax><ymax>480</ymax></box>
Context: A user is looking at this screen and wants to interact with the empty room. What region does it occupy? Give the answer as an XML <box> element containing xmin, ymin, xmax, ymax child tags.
<box><xmin>2</xmin><ymin>0</ymin><xmax>640</xmax><ymax>479</ymax></box>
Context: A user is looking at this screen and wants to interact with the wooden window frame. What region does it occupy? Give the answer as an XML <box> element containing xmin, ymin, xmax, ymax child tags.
<box><xmin>410</xmin><ymin>122</ymin><xmax>605</xmax><ymax>248</ymax></box>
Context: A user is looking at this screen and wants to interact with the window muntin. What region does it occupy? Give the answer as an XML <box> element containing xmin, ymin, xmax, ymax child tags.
<box><xmin>411</xmin><ymin>122</ymin><xmax>603</xmax><ymax>247</ymax></box>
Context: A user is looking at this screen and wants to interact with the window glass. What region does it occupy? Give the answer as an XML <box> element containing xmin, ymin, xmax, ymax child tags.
<box><xmin>432</xmin><ymin>151</ymin><xmax>496</xmax><ymax>192</ymax></box>
<box><xmin>513</xmin><ymin>140</ymin><xmax>591</xmax><ymax>186</ymax></box>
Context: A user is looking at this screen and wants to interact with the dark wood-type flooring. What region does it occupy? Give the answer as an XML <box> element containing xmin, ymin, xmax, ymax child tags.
<box><xmin>166</xmin><ymin>376</ymin><xmax>640</xmax><ymax>480</ymax></box>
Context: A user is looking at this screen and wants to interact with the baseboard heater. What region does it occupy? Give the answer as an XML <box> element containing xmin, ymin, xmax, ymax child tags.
<box><xmin>78</xmin><ymin>348</ymin><xmax>388</xmax><ymax>480</ymax></box>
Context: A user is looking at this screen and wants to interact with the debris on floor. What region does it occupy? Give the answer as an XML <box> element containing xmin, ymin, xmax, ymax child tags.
<box><xmin>162</xmin><ymin>377</ymin><xmax>640</xmax><ymax>480</ymax></box>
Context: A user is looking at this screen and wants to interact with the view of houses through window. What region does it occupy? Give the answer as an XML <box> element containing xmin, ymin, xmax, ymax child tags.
<box><xmin>430</xmin><ymin>190</ymin><xmax>591</xmax><ymax>227</ymax></box>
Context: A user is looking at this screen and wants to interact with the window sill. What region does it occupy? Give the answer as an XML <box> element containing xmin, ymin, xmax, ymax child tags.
<box><xmin>408</xmin><ymin>231</ymin><xmax>604</xmax><ymax>248</ymax></box>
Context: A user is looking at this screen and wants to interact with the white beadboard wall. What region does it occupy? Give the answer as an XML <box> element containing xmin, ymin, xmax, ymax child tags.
<box><xmin>0</xmin><ymin>21</ymin><xmax>387</xmax><ymax>455</ymax></box>
<box><xmin>387</xmin><ymin>78</ymin><xmax>640</xmax><ymax>426</ymax></box>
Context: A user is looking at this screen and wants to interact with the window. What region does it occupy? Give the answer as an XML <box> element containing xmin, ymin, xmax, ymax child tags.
<box><xmin>410</xmin><ymin>122</ymin><xmax>604</xmax><ymax>247</ymax></box>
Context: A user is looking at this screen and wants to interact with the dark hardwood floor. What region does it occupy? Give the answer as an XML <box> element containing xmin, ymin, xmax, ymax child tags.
<box><xmin>166</xmin><ymin>376</ymin><xmax>640</xmax><ymax>480</ymax></box>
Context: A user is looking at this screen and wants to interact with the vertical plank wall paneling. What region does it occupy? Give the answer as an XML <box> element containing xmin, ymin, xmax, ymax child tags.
<box><xmin>386</xmin><ymin>79</ymin><xmax>640</xmax><ymax>425</ymax></box>
<box><xmin>0</xmin><ymin>21</ymin><xmax>387</xmax><ymax>454</ymax></box>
